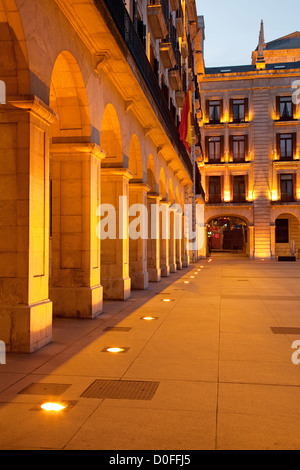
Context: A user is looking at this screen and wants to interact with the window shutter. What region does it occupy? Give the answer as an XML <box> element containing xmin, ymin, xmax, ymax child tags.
<box><xmin>292</xmin><ymin>133</ymin><xmax>297</xmax><ymax>160</ymax></box>
<box><xmin>205</xmin><ymin>175</ymin><xmax>209</xmax><ymax>202</ymax></box>
<box><xmin>276</xmin><ymin>96</ymin><xmax>281</xmax><ymax>120</ymax></box>
<box><xmin>244</xmin><ymin>135</ymin><xmax>249</xmax><ymax>161</ymax></box>
<box><xmin>244</xmin><ymin>98</ymin><xmax>249</xmax><ymax>122</ymax></box>
<box><xmin>220</xmin><ymin>100</ymin><xmax>224</xmax><ymax>122</ymax></box>
<box><xmin>205</xmin><ymin>136</ymin><xmax>209</xmax><ymax>161</ymax></box>
<box><xmin>229</xmin><ymin>99</ymin><xmax>233</xmax><ymax>122</ymax></box>
<box><xmin>293</xmin><ymin>173</ymin><xmax>297</xmax><ymax>201</ymax></box>
<box><xmin>220</xmin><ymin>135</ymin><xmax>225</xmax><ymax>161</ymax></box>
<box><xmin>221</xmin><ymin>175</ymin><xmax>224</xmax><ymax>202</ymax></box>
<box><xmin>229</xmin><ymin>135</ymin><xmax>233</xmax><ymax>162</ymax></box>
<box><xmin>245</xmin><ymin>174</ymin><xmax>249</xmax><ymax>200</ymax></box>
<box><xmin>230</xmin><ymin>174</ymin><xmax>234</xmax><ymax>200</ymax></box>
<box><xmin>206</xmin><ymin>100</ymin><xmax>210</xmax><ymax>122</ymax></box>
<box><xmin>276</xmin><ymin>134</ymin><xmax>281</xmax><ymax>159</ymax></box>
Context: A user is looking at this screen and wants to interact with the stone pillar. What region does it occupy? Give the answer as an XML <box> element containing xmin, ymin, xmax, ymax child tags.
<box><xmin>129</xmin><ymin>182</ymin><xmax>150</xmax><ymax>290</ymax></box>
<box><xmin>249</xmin><ymin>225</ymin><xmax>255</xmax><ymax>259</ymax></box>
<box><xmin>0</xmin><ymin>98</ymin><xmax>56</xmax><ymax>352</ymax></box>
<box><xmin>182</xmin><ymin>208</ymin><xmax>190</xmax><ymax>268</ymax></box>
<box><xmin>101</xmin><ymin>168</ymin><xmax>132</xmax><ymax>300</ymax></box>
<box><xmin>169</xmin><ymin>208</ymin><xmax>177</xmax><ymax>273</ymax></box>
<box><xmin>147</xmin><ymin>193</ymin><xmax>162</xmax><ymax>282</ymax></box>
<box><xmin>175</xmin><ymin>209</ymin><xmax>183</xmax><ymax>270</ymax></box>
<box><xmin>50</xmin><ymin>143</ymin><xmax>105</xmax><ymax>319</ymax></box>
<box><xmin>160</xmin><ymin>200</ymin><xmax>171</xmax><ymax>277</ymax></box>
<box><xmin>270</xmin><ymin>224</ymin><xmax>276</xmax><ymax>259</ymax></box>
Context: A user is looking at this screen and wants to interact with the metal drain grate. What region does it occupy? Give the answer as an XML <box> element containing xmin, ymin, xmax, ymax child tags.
<box><xmin>103</xmin><ymin>327</ymin><xmax>132</xmax><ymax>332</ymax></box>
<box><xmin>18</xmin><ymin>383</ymin><xmax>71</xmax><ymax>396</ymax></box>
<box><xmin>81</xmin><ymin>380</ymin><xmax>160</xmax><ymax>401</ymax></box>
<box><xmin>271</xmin><ymin>327</ymin><xmax>300</xmax><ymax>335</ymax></box>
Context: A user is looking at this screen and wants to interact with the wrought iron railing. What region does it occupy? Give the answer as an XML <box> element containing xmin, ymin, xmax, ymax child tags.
<box><xmin>97</xmin><ymin>0</ymin><xmax>193</xmax><ymax>178</ymax></box>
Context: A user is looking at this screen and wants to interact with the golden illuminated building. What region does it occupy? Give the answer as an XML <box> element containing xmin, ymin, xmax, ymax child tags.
<box><xmin>197</xmin><ymin>21</ymin><xmax>300</xmax><ymax>259</ymax></box>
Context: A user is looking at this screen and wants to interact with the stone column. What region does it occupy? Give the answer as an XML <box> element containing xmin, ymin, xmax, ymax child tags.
<box><xmin>169</xmin><ymin>207</ymin><xmax>177</xmax><ymax>273</ymax></box>
<box><xmin>175</xmin><ymin>209</ymin><xmax>183</xmax><ymax>270</ymax></box>
<box><xmin>159</xmin><ymin>200</ymin><xmax>171</xmax><ymax>277</ymax></box>
<box><xmin>249</xmin><ymin>225</ymin><xmax>255</xmax><ymax>259</ymax></box>
<box><xmin>147</xmin><ymin>193</ymin><xmax>162</xmax><ymax>282</ymax></box>
<box><xmin>0</xmin><ymin>97</ymin><xmax>56</xmax><ymax>352</ymax></box>
<box><xmin>129</xmin><ymin>182</ymin><xmax>150</xmax><ymax>290</ymax></box>
<box><xmin>50</xmin><ymin>143</ymin><xmax>105</xmax><ymax>319</ymax></box>
<box><xmin>270</xmin><ymin>224</ymin><xmax>276</xmax><ymax>259</ymax></box>
<box><xmin>101</xmin><ymin>168</ymin><xmax>133</xmax><ymax>300</ymax></box>
<box><xmin>182</xmin><ymin>208</ymin><xmax>190</xmax><ymax>268</ymax></box>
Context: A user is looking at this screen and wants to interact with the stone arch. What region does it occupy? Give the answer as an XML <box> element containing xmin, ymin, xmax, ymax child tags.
<box><xmin>50</xmin><ymin>51</ymin><xmax>91</xmax><ymax>141</ymax></box>
<box><xmin>175</xmin><ymin>187</ymin><xmax>180</xmax><ymax>205</ymax></box>
<box><xmin>129</xmin><ymin>134</ymin><xmax>144</xmax><ymax>181</ymax></box>
<box><xmin>100</xmin><ymin>104</ymin><xmax>123</xmax><ymax>161</ymax></box>
<box><xmin>147</xmin><ymin>154</ymin><xmax>157</xmax><ymax>192</ymax></box>
<box><xmin>0</xmin><ymin>0</ymin><xmax>30</xmax><ymax>97</ymax></box>
<box><xmin>159</xmin><ymin>168</ymin><xmax>167</xmax><ymax>200</ymax></box>
<box><xmin>207</xmin><ymin>214</ymin><xmax>251</xmax><ymax>255</ymax></box>
<box><xmin>206</xmin><ymin>213</ymin><xmax>251</xmax><ymax>227</ymax></box>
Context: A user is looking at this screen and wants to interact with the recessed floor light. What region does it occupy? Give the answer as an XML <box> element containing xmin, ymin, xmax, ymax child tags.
<box><xmin>41</xmin><ymin>402</ymin><xmax>67</xmax><ymax>412</ymax></box>
<box><xmin>105</xmin><ymin>347</ymin><xmax>126</xmax><ymax>353</ymax></box>
<box><xmin>162</xmin><ymin>299</ymin><xmax>172</xmax><ymax>302</ymax></box>
<box><xmin>190</xmin><ymin>276</ymin><xmax>195</xmax><ymax>279</ymax></box>
<box><xmin>184</xmin><ymin>281</ymin><xmax>190</xmax><ymax>284</ymax></box>
<box><xmin>141</xmin><ymin>316</ymin><xmax>158</xmax><ymax>321</ymax></box>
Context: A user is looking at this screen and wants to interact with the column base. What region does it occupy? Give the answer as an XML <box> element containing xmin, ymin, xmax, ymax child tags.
<box><xmin>182</xmin><ymin>257</ymin><xmax>190</xmax><ymax>268</ymax></box>
<box><xmin>161</xmin><ymin>265</ymin><xmax>170</xmax><ymax>277</ymax></box>
<box><xmin>177</xmin><ymin>262</ymin><xmax>183</xmax><ymax>270</ymax></box>
<box><xmin>102</xmin><ymin>277</ymin><xmax>131</xmax><ymax>301</ymax></box>
<box><xmin>148</xmin><ymin>268</ymin><xmax>162</xmax><ymax>283</ymax></box>
<box><xmin>0</xmin><ymin>300</ymin><xmax>53</xmax><ymax>353</ymax></box>
<box><xmin>131</xmin><ymin>271</ymin><xmax>149</xmax><ymax>290</ymax></box>
<box><xmin>170</xmin><ymin>263</ymin><xmax>177</xmax><ymax>273</ymax></box>
<box><xmin>51</xmin><ymin>285</ymin><xmax>103</xmax><ymax>319</ymax></box>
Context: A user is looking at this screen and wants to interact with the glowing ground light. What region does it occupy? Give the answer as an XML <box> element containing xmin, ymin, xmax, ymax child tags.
<box><xmin>190</xmin><ymin>276</ymin><xmax>195</xmax><ymax>279</ymax></box>
<box><xmin>184</xmin><ymin>281</ymin><xmax>190</xmax><ymax>284</ymax></box>
<box><xmin>41</xmin><ymin>403</ymin><xmax>66</xmax><ymax>412</ymax></box>
<box><xmin>142</xmin><ymin>317</ymin><xmax>156</xmax><ymax>321</ymax></box>
<box><xmin>162</xmin><ymin>299</ymin><xmax>172</xmax><ymax>302</ymax></box>
<box><xmin>107</xmin><ymin>347</ymin><xmax>125</xmax><ymax>353</ymax></box>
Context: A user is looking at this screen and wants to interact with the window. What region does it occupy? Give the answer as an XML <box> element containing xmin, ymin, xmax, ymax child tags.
<box><xmin>280</xmin><ymin>174</ymin><xmax>294</xmax><ymax>202</ymax></box>
<box><xmin>206</xmin><ymin>136</ymin><xmax>223</xmax><ymax>163</ymax></box>
<box><xmin>230</xmin><ymin>135</ymin><xmax>248</xmax><ymax>163</ymax></box>
<box><xmin>207</xmin><ymin>100</ymin><xmax>221</xmax><ymax>124</ymax></box>
<box><xmin>209</xmin><ymin>176</ymin><xmax>221</xmax><ymax>203</ymax></box>
<box><xmin>232</xmin><ymin>99</ymin><xmax>245</xmax><ymax>122</ymax></box>
<box><xmin>277</xmin><ymin>134</ymin><xmax>295</xmax><ymax>160</ymax></box>
<box><xmin>233</xmin><ymin>175</ymin><xmax>246</xmax><ymax>203</ymax></box>
<box><xmin>275</xmin><ymin>219</ymin><xmax>289</xmax><ymax>244</ymax></box>
<box><xmin>277</xmin><ymin>96</ymin><xmax>294</xmax><ymax>121</ymax></box>
<box><xmin>230</xmin><ymin>98</ymin><xmax>248</xmax><ymax>123</ymax></box>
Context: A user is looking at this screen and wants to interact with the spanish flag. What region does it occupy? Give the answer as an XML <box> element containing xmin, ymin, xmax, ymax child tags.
<box><xmin>179</xmin><ymin>85</ymin><xmax>193</xmax><ymax>154</ymax></box>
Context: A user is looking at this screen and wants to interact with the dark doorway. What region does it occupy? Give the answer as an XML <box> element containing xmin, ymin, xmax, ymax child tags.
<box><xmin>207</xmin><ymin>217</ymin><xmax>248</xmax><ymax>254</ymax></box>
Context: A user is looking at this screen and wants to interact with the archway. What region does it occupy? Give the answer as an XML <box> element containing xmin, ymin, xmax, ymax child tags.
<box><xmin>168</xmin><ymin>179</ymin><xmax>177</xmax><ymax>272</ymax></box>
<box><xmin>100</xmin><ymin>104</ymin><xmax>123</xmax><ymax>162</ymax></box>
<box><xmin>275</xmin><ymin>213</ymin><xmax>300</xmax><ymax>259</ymax></box>
<box><xmin>49</xmin><ymin>52</ymin><xmax>103</xmax><ymax>319</ymax></box>
<box><xmin>207</xmin><ymin>216</ymin><xmax>249</xmax><ymax>256</ymax></box>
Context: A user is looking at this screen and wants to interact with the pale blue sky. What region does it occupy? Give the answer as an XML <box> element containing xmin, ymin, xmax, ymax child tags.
<box><xmin>196</xmin><ymin>0</ymin><xmax>300</xmax><ymax>67</ymax></box>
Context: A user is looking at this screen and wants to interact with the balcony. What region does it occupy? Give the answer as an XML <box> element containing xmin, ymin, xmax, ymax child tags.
<box><xmin>175</xmin><ymin>4</ymin><xmax>184</xmax><ymax>38</ymax></box>
<box><xmin>181</xmin><ymin>40</ymin><xmax>188</xmax><ymax>58</ymax></box>
<box><xmin>160</xmin><ymin>39</ymin><xmax>176</xmax><ymax>69</ymax></box>
<box><xmin>175</xmin><ymin>90</ymin><xmax>185</xmax><ymax>108</ymax></box>
<box><xmin>168</xmin><ymin>68</ymin><xmax>182</xmax><ymax>91</ymax></box>
<box><xmin>99</xmin><ymin>0</ymin><xmax>193</xmax><ymax>179</ymax></box>
<box><xmin>170</xmin><ymin>0</ymin><xmax>179</xmax><ymax>10</ymax></box>
<box><xmin>147</xmin><ymin>0</ymin><xmax>168</xmax><ymax>40</ymax></box>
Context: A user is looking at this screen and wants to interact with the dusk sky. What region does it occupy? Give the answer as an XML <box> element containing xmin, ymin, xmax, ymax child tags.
<box><xmin>197</xmin><ymin>0</ymin><xmax>300</xmax><ymax>67</ymax></box>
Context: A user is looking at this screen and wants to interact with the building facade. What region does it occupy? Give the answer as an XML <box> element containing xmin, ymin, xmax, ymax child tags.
<box><xmin>0</xmin><ymin>0</ymin><xmax>204</xmax><ymax>353</ymax></box>
<box><xmin>197</xmin><ymin>24</ymin><xmax>300</xmax><ymax>260</ymax></box>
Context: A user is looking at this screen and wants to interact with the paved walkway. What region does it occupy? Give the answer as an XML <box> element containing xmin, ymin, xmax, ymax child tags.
<box><xmin>1</xmin><ymin>257</ymin><xmax>300</xmax><ymax>450</ymax></box>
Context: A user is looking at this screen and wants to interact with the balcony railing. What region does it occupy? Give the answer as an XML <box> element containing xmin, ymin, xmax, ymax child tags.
<box><xmin>98</xmin><ymin>0</ymin><xmax>193</xmax><ymax>178</ymax></box>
